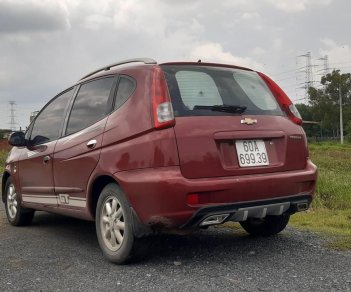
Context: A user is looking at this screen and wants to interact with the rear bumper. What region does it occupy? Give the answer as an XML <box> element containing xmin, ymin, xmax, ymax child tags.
<box><xmin>182</xmin><ymin>193</ymin><xmax>311</xmax><ymax>229</ymax></box>
<box><xmin>115</xmin><ymin>159</ymin><xmax>317</xmax><ymax>229</ymax></box>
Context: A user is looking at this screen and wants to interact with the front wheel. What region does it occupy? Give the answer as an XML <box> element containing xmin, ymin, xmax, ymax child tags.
<box><xmin>5</xmin><ymin>178</ymin><xmax>34</xmax><ymax>226</ymax></box>
<box><xmin>95</xmin><ymin>183</ymin><xmax>136</xmax><ymax>264</ymax></box>
<box><xmin>239</xmin><ymin>214</ymin><xmax>290</xmax><ymax>236</ymax></box>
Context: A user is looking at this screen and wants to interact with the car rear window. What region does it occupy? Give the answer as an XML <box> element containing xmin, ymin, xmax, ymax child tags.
<box><xmin>161</xmin><ymin>65</ymin><xmax>284</xmax><ymax>117</ymax></box>
<box><xmin>175</xmin><ymin>71</ymin><xmax>222</xmax><ymax>109</ymax></box>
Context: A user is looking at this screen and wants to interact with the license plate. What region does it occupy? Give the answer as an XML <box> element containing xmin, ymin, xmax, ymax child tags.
<box><xmin>235</xmin><ymin>140</ymin><xmax>269</xmax><ymax>167</ymax></box>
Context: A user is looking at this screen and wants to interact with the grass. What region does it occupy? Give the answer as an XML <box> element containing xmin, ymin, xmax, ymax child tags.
<box><xmin>291</xmin><ymin>209</ymin><xmax>351</xmax><ymax>250</ymax></box>
<box><xmin>0</xmin><ymin>150</ymin><xmax>8</xmax><ymax>174</ymax></box>
<box><xmin>290</xmin><ymin>142</ymin><xmax>351</xmax><ymax>250</ymax></box>
<box><xmin>308</xmin><ymin>142</ymin><xmax>351</xmax><ymax>210</ymax></box>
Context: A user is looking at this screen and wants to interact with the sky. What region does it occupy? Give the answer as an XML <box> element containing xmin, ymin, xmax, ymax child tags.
<box><xmin>0</xmin><ymin>0</ymin><xmax>351</xmax><ymax>130</ymax></box>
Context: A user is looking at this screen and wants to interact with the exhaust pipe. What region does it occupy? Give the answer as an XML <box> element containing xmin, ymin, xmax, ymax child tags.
<box><xmin>296</xmin><ymin>202</ymin><xmax>309</xmax><ymax>212</ymax></box>
<box><xmin>199</xmin><ymin>214</ymin><xmax>229</xmax><ymax>227</ymax></box>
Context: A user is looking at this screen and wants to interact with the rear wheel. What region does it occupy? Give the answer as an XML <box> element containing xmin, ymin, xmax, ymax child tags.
<box><xmin>95</xmin><ymin>183</ymin><xmax>136</xmax><ymax>264</ymax></box>
<box><xmin>239</xmin><ymin>214</ymin><xmax>290</xmax><ymax>236</ymax></box>
<box><xmin>5</xmin><ymin>178</ymin><xmax>34</xmax><ymax>226</ymax></box>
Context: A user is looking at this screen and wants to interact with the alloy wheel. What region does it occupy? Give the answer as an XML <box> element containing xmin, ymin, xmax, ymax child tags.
<box><xmin>7</xmin><ymin>183</ymin><xmax>18</xmax><ymax>219</ymax></box>
<box><xmin>100</xmin><ymin>196</ymin><xmax>126</xmax><ymax>251</ymax></box>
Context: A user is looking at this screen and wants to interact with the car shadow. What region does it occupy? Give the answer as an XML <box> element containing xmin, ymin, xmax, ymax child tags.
<box><xmin>29</xmin><ymin>211</ymin><xmax>303</xmax><ymax>264</ymax></box>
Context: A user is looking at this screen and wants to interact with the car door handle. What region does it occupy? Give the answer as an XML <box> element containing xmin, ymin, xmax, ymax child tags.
<box><xmin>43</xmin><ymin>155</ymin><xmax>51</xmax><ymax>163</ymax></box>
<box><xmin>86</xmin><ymin>139</ymin><xmax>97</xmax><ymax>149</ymax></box>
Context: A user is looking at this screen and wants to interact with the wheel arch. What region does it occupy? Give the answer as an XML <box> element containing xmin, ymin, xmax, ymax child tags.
<box><xmin>88</xmin><ymin>174</ymin><xmax>118</xmax><ymax>219</ymax></box>
<box><xmin>87</xmin><ymin>173</ymin><xmax>152</xmax><ymax>237</ymax></box>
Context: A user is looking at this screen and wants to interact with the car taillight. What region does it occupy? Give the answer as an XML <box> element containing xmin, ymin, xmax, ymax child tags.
<box><xmin>258</xmin><ymin>72</ymin><xmax>302</xmax><ymax>125</ymax></box>
<box><xmin>152</xmin><ymin>67</ymin><xmax>175</xmax><ymax>129</ymax></box>
<box><xmin>186</xmin><ymin>193</ymin><xmax>199</xmax><ymax>205</ymax></box>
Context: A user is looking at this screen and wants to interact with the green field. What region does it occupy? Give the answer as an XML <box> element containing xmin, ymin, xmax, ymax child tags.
<box><xmin>1</xmin><ymin>142</ymin><xmax>350</xmax><ymax>249</ymax></box>
<box><xmin>308</xmin><ymin>142</ymin><xmax>351</xmax><ymax>209</ymax></box>
<box><xmin>290</xmin><ymin>142</ymin><xmax>351</xmax><ymax>250</ymax></box>
<box><xmin>0</xmin><ymin>150</ymin><xmax>7</xmax><ymax>174</ymax></box>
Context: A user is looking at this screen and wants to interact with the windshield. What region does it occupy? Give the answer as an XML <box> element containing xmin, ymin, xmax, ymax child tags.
<box><xmin>161</xmin><ymin>65</ymin><xmax>284</xmax><ymax>117</ymax></box>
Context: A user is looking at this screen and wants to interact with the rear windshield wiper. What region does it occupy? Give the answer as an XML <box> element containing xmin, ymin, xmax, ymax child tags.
<box><xmin>193</xmin><ymin>104</ymin><xmax>247</xmax><ymax>114</ymax></box>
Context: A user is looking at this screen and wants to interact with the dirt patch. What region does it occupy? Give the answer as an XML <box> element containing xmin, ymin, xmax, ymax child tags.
<box><xmin>0</xmin><ymin>139</ymin><xmax>10</xmax><ymax>151</ymax></box>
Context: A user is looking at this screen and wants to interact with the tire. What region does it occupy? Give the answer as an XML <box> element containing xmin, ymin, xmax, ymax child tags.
<box><xmin>95</xmin><ymin>183</ymin><xmax>137</xmax><ymax>264</ymax></box>
<box><xmin>239</xmin><ymin>214</ymin><xmax>290</xmax><ymax>236</ymax></box>
<box><xmin>4</xmin><ymin>178</ymin><xmax>35</xmax><ymax>226</ymax></box>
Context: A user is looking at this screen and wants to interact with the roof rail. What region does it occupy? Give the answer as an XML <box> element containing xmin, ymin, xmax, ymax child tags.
<box><xmin>79</xmin><ymin>58</ymin><xmax>157</xmax><ymax>80</ymax></box>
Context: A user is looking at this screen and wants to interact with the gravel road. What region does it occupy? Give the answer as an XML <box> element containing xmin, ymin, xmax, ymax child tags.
<box><xmin>0</xmin><ymin>202</ymin><xmax>350</xmax><ymax>292</ymax></box>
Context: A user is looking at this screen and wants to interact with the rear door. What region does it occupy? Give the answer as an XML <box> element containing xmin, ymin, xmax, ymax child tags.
<box><xmin>53</xmin><ymin>76</ymin><xmax>117</xmax><ymax>209</ymax></box>
<box><xmin>19</xmin><ymin>88</ymin><xmax>74</xmax><ymax>206</ymax></box>
<box><xmin>161</xmin><ymin>65</ymin><xmax>307</xmax><ymax>179</ymax></box>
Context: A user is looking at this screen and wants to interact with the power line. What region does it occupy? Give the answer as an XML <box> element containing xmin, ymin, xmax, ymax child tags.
<box><xmin>329</xmin><ymin>65</ymin><xmax>351</xmax><ymax>70</ymax></box>
<box><xmin>271</xmin><ymin>65</ymin><xmax>309</xmax><ymax>76</ymax></box>
<box><xmin>271</xmin><ymin>60</ymin><xmax>351</xmax><ymax>85</ymax></box>
<box><xmin>293</xmin><ymin>97</ymin><xmax>308</xmax><ymax>102</ymax></box>
<box><xmin>328</xmin><ymin>60</ymin><xmax>351</xmax><ymax>65</ymax></box>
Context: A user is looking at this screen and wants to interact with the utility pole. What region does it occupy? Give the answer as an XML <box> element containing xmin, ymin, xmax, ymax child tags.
<box><xmin>317</xmin><ymin>55</ymin><xmax>329</xmax><ymax>76</ymax></box>
<box><xmin>316</xmin><ymin>55</ymin><xmax>329</xmax><ymax>92</ymax></box>
<box><xmin>339</xmin><ymin>83</ymin><xmax>343</xmax><ymax>144</ymax></box>
<box><xmin>318</xmin><ymin>55</ymin><xmax>329</xmax><ymax>76</ymax></box>
<box><xmin>297</xmin><ymin>52</ymin><xmax>314</xmax><ymax>99</ymax></box>
<box><xmin>8</xmin><ymin>101</ymin><xmax>17</xmax><ymax>131</ymax></box>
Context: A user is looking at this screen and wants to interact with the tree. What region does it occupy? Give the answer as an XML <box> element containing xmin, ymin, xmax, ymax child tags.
<box><xmin>296</xmin><ymin>103</ymin><xmax>313</xmax><ymax>121</ymax></box>
<box><xmin>346</xmin><ymin>120</ymin><xmax>351</xmax><ymax>143</ymax></box>
<box><xmin>296</xmin><ymin>103</ymin><xmax>320</xmax><ymax>138</ymax></box>
<box><xmin>305</xmin><ymin>70</ymin><xmax>351</xmax><ymax>138</ymax></box>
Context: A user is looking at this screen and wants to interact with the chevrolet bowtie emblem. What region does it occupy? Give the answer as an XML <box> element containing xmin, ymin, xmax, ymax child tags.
<box><xmin>241</xmin><ymin>118</ymin><xmax>257</xmax><ymax>125</ymax></box>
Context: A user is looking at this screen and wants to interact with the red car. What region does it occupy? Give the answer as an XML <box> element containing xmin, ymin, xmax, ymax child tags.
<box><xmin>2</xmin><ymin>58</ymin><xmax>317</xmax><ymax>263</ymax></box>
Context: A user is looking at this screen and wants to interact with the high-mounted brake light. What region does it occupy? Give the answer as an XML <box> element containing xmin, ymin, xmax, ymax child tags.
<box><xmin>152</xmin><ymin>67</ymin><xmax>175</xmax><ymax>129</ymax></box>
<box><xmin>258</xmin><ymin>72</ymin><xmax>302</xmax><ymax>125</ymax></box>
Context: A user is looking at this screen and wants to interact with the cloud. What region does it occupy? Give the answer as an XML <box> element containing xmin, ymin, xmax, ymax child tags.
<box><xmin>0</xmin><ymin>0</ymin><xmax>349</xmax><ymax>129</ymax></box>
<box><xmin>241</xmin><ymin>12</ymin><xmax>260</xmax><ymax>20</ymax></box>
<box><xmin>0</xmin><ymin>0</ymin><xmax>70</xmax><ymax>33</ymax></box>
<box><xmin>319</xmin><ymin>38</ymin><xmax>351</xmax><ymax>72</ymax></box>
<box><xmin>78</xmin><ymin>0</ymin><xmax>203</xmax><ymax>38</ymax></box>
<box><xmin>81</xmin><ymin>14</ymin><xmax>112</xmax><ymax>31</ymax></box>
<box><xmin>273</xmin><ymin>38</ymin><xmax>283</xmax><ymax>51</ymax></box>
<box><xmin>250</xmin><ymin>47</ymin><xmax>266</xmax><ymax>56</ymax></box>
<box><xmin>73</xmin><ymin>0</ymin><xmax>169</xmax><ymax>35</ymax></box>
<box><xmin>265</xmin><ymin>0</ymin><xmax>332</xmax><ymax>13</ymax></box>
<box><xmin>190</xmin><ymin>42</ymin><xmax>264</xmax><ymax>70</ymax></box>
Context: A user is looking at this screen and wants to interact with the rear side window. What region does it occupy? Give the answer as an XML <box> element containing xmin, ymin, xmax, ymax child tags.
<box><xmin>114</xmin><ymin>76</ymin><xmax>136</xmax><ymax>110</ymax></box>
<box><xmin>30</xmin><ymin>88</ymin><xmax>74</xmax><ymax>144</ymax></box>
<box><xmin>66</xmin><ymin>77</ymin><xmax>114</xmax><ymax>135</ymax></box>
<box><xmin>161</xmin><ymin>65</ymin><xmax>284</xmax><ymax>117</ymax></box>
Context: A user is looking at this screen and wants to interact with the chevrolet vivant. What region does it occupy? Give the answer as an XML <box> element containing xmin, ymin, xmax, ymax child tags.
<box><xmin>2</xmin><ymin>58</ymin><xmax>317</xmax><ymax>263</ymax></box>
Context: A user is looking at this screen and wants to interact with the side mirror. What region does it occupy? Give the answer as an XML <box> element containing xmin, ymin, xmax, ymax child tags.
<box><xmin>8</xmin><ymin>131</ymin><xmax>27</xmax><ymax>147</ymax></box>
